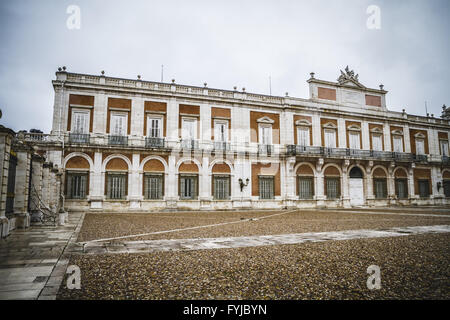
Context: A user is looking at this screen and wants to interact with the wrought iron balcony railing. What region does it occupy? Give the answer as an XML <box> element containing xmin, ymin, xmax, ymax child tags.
<box><xmin>213</xmin><ymin>141</ymin><xmax>230</xmax><ymax>151</ymax></box>
<box><xmin>145</xmin><ymin>137</ymin><xmax>165</xmax><ymax>148</ymax></box>
<box><xmin>413</xmin><ymin>154</ymin><xmax>428</xmax><ymax>162</ymax></box>
<box><xmin>443</xmin><ymin>155</ymin><xmax>450</xmax><ymax>165</ymax></box>
<box><xmin>181</xmin><ymin>139</ymin><xmax>199</xmax><ymax>150</ymax></box>
<box><xmin>108</xmin><ymin>135</ymin><xmax>128</xmax><ymax>146</ymax></box>
<box><xmin>258</xmin><ymin>144</ymin><xmax>274</xmax><ymax>155</ymax></box>
<box><xmin>69</xmin><ymin>133</ymin><xmax>90</xmax><ymax>144</ymax></box>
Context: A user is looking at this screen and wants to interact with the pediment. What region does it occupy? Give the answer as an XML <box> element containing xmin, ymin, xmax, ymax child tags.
<box><xmin>322</xmin><ymin>122</ymin><xmax>337</xmax><ymax>129</ymax></box>
<box><xmin>295</xmin><ymin>119</ymin><xmax>311</xmax><ymax>126</ymax></box>
<box><xmin>370</xmin><ymin>127</ymin><xmax>383</xmax><ymax>133</ymax></box>
<box><xmin>257</xmin><ymin>116</ymin><xmax>275</xmax><ymax>124</ymax></box>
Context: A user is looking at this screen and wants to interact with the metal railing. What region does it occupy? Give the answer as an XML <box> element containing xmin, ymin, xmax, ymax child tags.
<box><xmin>258</xmin><ymin>144</ymin><xmax>274</xmax><ymax>155</ymax></box>
<box><xmin>181</xmin><ymin>139</ymin><xmax>199</xmax><ymax>150</ymax></box>
<box><xmin>213</xmin><ymin>141</ymin><xmax>230</xmax><ymax>151</ymax></box>
<box><xmin>69</xmin><ymin>133</ymin><xmax>90</xmax><ymax>144</ymax></box>
<box><xmin>108</xmin><ymin>135</ymin><xmax>128</xmax><ymax>146</ymax></box>
<box><xmin>443</xmin><ymin>155</ymin><xmax>450</xmax><ymax>165</ymax></box>
<box><xmin>413</xmin><ymin>154</ymin><xmax>428</xmax><ymax>162</ymax></box>
<box><xmin>145</xmin><ymin>137</ymin><xmax>165</xmax><ymax>148</ymax></box>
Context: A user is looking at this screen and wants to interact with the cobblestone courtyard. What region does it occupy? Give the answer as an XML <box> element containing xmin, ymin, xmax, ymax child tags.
<box><xmin>1</xmin><ymin>207</ymin><xmax>449</xmax><ymax>299</ymax></box>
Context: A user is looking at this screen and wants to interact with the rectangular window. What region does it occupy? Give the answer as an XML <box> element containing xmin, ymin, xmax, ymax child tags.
<box><xmin>415</xmin><ymin>139</ymin><xmax>425</xmax><ymax>155</ymax></box>
<box><xmin>71</xmin><ymin>111</ymin><xmax>89</xmax><ymax>134</ymax></box>
<box><xmin>259</xmin><ymin>125</ymin><xmax>272</xmax><ymax>145</ymax></box>
<box><xmin>324</xmin><ymin>129</ymin><xmax>336</xmax><ymax>148</ymax></box>
<box><xmin>179</xmin><ymin>175</ymin><xmax>198</xmax><ymax>200</ymax></box>
<box><xmin>298</xmin><ymin>177</ymin><xmax>314</xmax><ymax>199</ymax></box>
<box><xmin>66</xmin><ymin>172</ymin><xmax>88</xmax><ymax>199</ymax></box>
<box><xmin>440</xmin><ymin>140</ymin><xmax>449</xmax><ymax>156</ymax></box>
<box><xmin>213</xmin><ymin>175</ymin><xmax>230</xmax><ymax>200</ymax></box>
<box><xmin>444</xmin><ymin>180</ymin><xmax>450</xmax><ymax>198</ymax></box>
<box><xmin>393</xmin><ymin>136</ymin><xmax>403</xmax><ymax>152</ymax></box>
<box><xmin>259</xmin><ymin>176</ymin><xmax>274</xmax><ymax>199</ymax></box>
<box><xmin>395</xmin><ymin>179</ymin><xmax>408</xmax><ymax>199</ymax></box>
<box><xmin>107</xmin><ymin>173</ymin><xmax>126</xmax><ymax>199</ymax></box>
<box><xmin>147</xmin><ymin>116</ymin><xmax>163</xmax><ymax>138</ymax></box>
<box><xmin>144</xmin><ymin>174</ymin><xmax>163</xmax><ymax>200</ymax></box>
<box><xmin>326</xmin><ymin>177</ymin><xmax>340</xmax><ymax>199</ymax></box>
<box><xmin>297</xmin><ymin>127</ymin><xmax>310</xmax><ymax>146</ymax></box>
<box><xmin>111</xmin><ymin>113</ymin><xmax>127</xmax><ymax>136</ymax></box>
<box><xmin>349</xmin><ymin>131</ymin><xmax>361</xmax><ymax>149</ymax></box>
<box><xmin>418</xmin><ymin>179</ymin><xmax>430</xmax><ymax>198</ymax></box>
<box><xmin>374</xmin><ymin>179</ymin><xmax>387</xmax><ymax>199</ymax></box>
<box><xmin>182</xmin><ymin>118</ymin><xmax>197</xmax><ymax>140</ymax></box>
<box><xmin>372</xmin><ymin>133</ymin><xmax>383</xmax><ymax>151</ymax></box>
<box><xmin>214</xmin><ymin>121</ymin><xmax>228</xmax><ymax>142</ymax></box>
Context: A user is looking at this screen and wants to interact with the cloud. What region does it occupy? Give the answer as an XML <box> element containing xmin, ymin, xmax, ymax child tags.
<box><xmin>0</xmin><ymin>0</ymin><xmax>449</xmax><ymax>132</ymax></box>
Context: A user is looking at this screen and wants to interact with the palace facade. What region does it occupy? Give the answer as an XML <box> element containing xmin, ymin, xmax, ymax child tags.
<box><xmin>32</xmin><ymin>67</ymin><xmax>450</xmax><ymax>212</ymax></box>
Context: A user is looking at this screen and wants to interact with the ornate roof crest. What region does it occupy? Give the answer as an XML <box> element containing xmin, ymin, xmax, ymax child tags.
<box><xmin>337</xmin><ymin>66</ymin><xmax>360</xmax><ymax>84</ymax></box>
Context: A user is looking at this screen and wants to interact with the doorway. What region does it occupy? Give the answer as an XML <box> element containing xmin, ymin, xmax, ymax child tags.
<box><xmin>349</xmin><ymin>166</ymin><xmax>364</xmax><ymax>206</ymax></box>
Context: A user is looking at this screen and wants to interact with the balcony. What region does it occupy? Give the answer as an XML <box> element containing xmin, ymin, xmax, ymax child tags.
<box><xmin>443</xmin><ymin>155</ymin><xmax>450</xmax><ymax>165</ymax></box>
<box><xmin>145</xmin><ymin>137</ymin><xmax>165</xmax><ymax>149</ymax></box>
<box><xmin>286</xmin><ymin>145</ymin><xmax>323</xmax><ymax>156</ymax></box>
<box><xmin>108</xmin><ymin>135</ymin><xmax>128</xmax><ymax>146</ymax></box>
<box><xmin>413</xmin><ymin>154</ymin><xmax>428</xmax><ymax>163</ymax></box>
<box><xmin>213</xmin><ymin>141</ymin><xmax>230</xmax><ymax>151</ymax></box>
<box><xmin>181</xmin><ymin>139</ymin><xmax>199</xmax><ymax>150</ymax></box>
<box><xmin>69</xmin><ymin>133</ymin><xmax>90</xmax><ymax>144</ymax></box>
<box><xmin>258</xmin><ymin>144</ymin><xmax>274</xmax><ymax>155</ymax></box>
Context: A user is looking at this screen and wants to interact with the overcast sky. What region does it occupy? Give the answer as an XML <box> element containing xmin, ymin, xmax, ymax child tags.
<box><xmin>0</xmin><ymin>0</ymin><xmax>449</xmax><ymax>133</ymax></box>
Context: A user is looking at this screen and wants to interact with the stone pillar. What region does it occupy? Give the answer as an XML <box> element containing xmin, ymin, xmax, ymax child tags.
<box><xmin>342</xmin><ymin>160</ymin><xmax>350</xmax><ymax>208</ymax></box>
<box><xmin>13</xmin><ymin>144</ymin><xmax>33</xmax><ymax>229</ymax></box>
<box><xmin>128</xmin><ymin>153</ymin><xmax>141</xmax><ymax>209</ymax></box>
<box><xmin>361</xmin><ymin>121</ymin><xmax>370</xmax><ymax>150</ymax></box>
<box><xmin>284</xmin><ymin>157</ymin><xmax>296</xmax><ymax>200</ymax></box>
<box><xmin>312</xmin><ymin>113</ymin><xmax>321</xmax><ymax>146</ymax></box>
<box><xmin>315</xmin><ymin>158</ymin><xmax>325</xmax><ymax>207</ymax></box>
<box><xmin>0</xmin><ymin>126</ymin><xmax>15</xmax><ymax>238</ymax></box>
<box><xmin>387</xmin><ymin>162</ymin><xmax>396</xmax><ymax>205</ymax></box>
<box><xmin>166</xmin><ymin>154</ymin><xmax>178</xmax><ymax>208</ymax></box>
<box><xmin>200</xmin><ymin>103</ymin><xmax>211</xmax><ymax>147</ymax></box>
<box><xmin>166</xmin><ymin>98</ymin><xmax>179</xmax><ymax>148</ymax></box>
<box><xmin>383</xmin><ymin>122</ymin><xmax>391</xmax><ymax>151</ymax></box>
<box><xmin>403</xmin><ymin>124</ymin><xmax>411</xmax><ymax>153</ymax></box>
<box><xmin>408</xmin><ymin>164</ymin><xmax>416</xmax><ymax>200</ymax></box>
<box><xmin>431</xmin><ymin>166</ymin><xmax>443</xmax><ymax>201</ymax></box>
<box><xmin>338</xmin><ymin>118</ymin><xmax>346</xmax><ymax>148</ymax></box>
<box><xmin>365</xmin><ymin>161</ymin><xmax>374</xmax><ymax>202</ymax></box>
<box><xmin>89</xmin><ymin>152</ymin><xmax>103</xmax><ymax>209</ymax></box>
<box><xmin>199</xmin><ymin>157</ymin><xmax>211</xmax><ymax>209</ymax></box>
<box><xmin>281</xmin><ymin>111</ymin><xmax>294</xmax><ymax>146</ymax></box>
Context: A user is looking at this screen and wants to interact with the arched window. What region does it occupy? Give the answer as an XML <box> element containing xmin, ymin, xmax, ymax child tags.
<box><xmin>373</xmin><ymin>167</ymin><xmax>387</xmax><ymax>199</ymax></box>
<box><xmin>349</xmin><ymin>167</ymin><xmax>364</xmax><ymax>178</ymax></box>
<box><xmin>296</xmin><ymin>165</ymin><xmax>314</xmax><ymax>199</ymax></box>
<box><xmin>105</xmin><ymin>158</ymin><xmax>128</xmax><ymax>200</ymax></box>
<box><xmin>65</xmin><ymin>156</ymin><xmax>90</xmax><ymax>199</ymax></box>
<box><xmin>143</xmin><ymin>159</ymin><xmax>165</xmax><ymax>200</ymax></box>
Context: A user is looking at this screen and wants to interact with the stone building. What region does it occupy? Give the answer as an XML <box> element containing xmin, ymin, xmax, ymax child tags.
<box><xmin>11</xmin><ymin>66</ymin><xmax>450</xmax><ymax>215</ymax></box>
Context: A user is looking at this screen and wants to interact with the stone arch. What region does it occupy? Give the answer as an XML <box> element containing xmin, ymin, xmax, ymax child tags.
<box><xmin>176</xmin><ymin>158</ymin><xmax>201</xmax><ymax>173</ymax></box>
<box><xmin>140</xmin><ymin>155</ymin><xmax>168</xmax><ymax>173</ymax></box>
<box><xmin>372</xmin><ymin>165</ymin><xmax>388</xmax><ymax>178</ymax></box>
<box><xmin>323</xmin><ymin>163</ymin><xmax>342</xmax><ymax>176</ymax></box>
<box><xmin>63</xmin><ymin>152</ymin><xmax>93</xmax><ymax>171</ymax></box>
<box><xmin>209</xmin><ymin>159</ymin><xmax>234</xmax><ymax>175</ymax></box>
<box><xmin>394</xmin><ymin>166</ymin><xmax>408</xmax><ymax>178</ymax></box>
<box><xmin>442</xmin><ymin>169</ymin><xmax>450</xmax><ymax>179</ymax></box>
<box><xmin>102</xmin><ymin>154</ymin><xmax>131</xmax><ymax>172</ymax></box>
<box><xmin>294</xmin><ymin>162</ymin><xmax>316</xmax><ymax>176</ymax></box>
<box><xmin>348</xmin><ymin>165</ymin><xmax>365</xmax><ymax>178</ymax></box>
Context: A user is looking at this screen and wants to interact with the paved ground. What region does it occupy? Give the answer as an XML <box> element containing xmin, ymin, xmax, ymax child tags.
<box><xmin>0</xmin><ymin>212</ymin><xmax>84</xmax><ymax>300</ymax></box>
<box><xmin>1</xmin><ymin>207</ymin><xmax>449</xmax><ymax>300</ymax></box>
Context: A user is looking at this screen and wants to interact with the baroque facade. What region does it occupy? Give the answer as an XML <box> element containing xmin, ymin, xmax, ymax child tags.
<box><xmin>17</xmin><ymin>67</ymin><xmax>450</xmax><ymax>214</ymax></box>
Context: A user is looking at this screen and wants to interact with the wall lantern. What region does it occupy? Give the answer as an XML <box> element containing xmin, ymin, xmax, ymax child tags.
<box><xmin>238</xmin><ymin>178</ymin><xmax>249</xmax><ymax>192</ymax></box>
